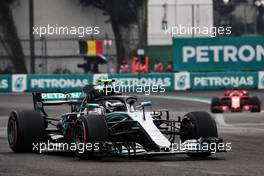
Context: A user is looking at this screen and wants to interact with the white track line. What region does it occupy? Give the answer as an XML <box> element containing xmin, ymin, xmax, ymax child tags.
<box><xmin>214</xmin><ymin>114</ymin><xmax>228</xmax><ymax>126</ymax></box>
<box><xmin>0</xmin><ymin>127</ymin><xmax>7</xmax><ymax>137</ymax></box>
<box><xmin>0</xmin><ymin>115</ymin><xmax>8</xmax><ymax>118</ymax></box>
<box><xmin>140</xmin><ymin>94</ymin><xmax>264</xmax><ymax>131</ymax></box>
<box><xmin>0</xmin><ymin>95</ymin><xmax>263</xmax><ymax>136</ymax></box>
<box><xmin>0</xmin><ymin>116</ymin><xmax>8</xmax><ymax>137</ymax></box>
<box><xmin>140</xmin><ymin>95</ymin><xmax>228</xmax><ymax>126</ymax></box>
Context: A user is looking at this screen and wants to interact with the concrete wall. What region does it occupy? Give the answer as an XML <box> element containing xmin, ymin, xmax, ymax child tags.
<box><xmin>13</xmin><ymin>0</ymin><xmax>114</xmax><ymax>39</ymax></box>
<box><xmin>7</xmin><ymin>0</ymin><xmax>213</xmax><ymax>73</ymax></box>
<box><xmin>148</xmin><ymin>0</ymin><xmax>213</xmax><ymax>45</ymax></box>
<box><xmin>11</xmin><ymin>0</ymin><xmax>114</xmax><ymax>73</ymax></box>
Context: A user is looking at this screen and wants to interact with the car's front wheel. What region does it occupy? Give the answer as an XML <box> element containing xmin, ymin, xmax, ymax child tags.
<box><xmin>74</xmin><ymin>115</ymin><xmax>108</xmax><ymax>159</ymax></box>
<box><xmin>250</xmin><ymin>96</ymin><xmax>261</xmax><ymax>112</ymax></box>
<box><xmin>211</xmin><ymin>97</ymin><xmax>223</xmax><ymax>113</ymax></box>
<box><xmin>180</xmin><ymin>111</ymin><xmax>218</xmax><ymax>158</ymax></box>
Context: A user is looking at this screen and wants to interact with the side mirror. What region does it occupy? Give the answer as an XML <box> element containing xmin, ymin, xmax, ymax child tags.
<box><xmin>86</xmin><ymin>103</ymin><xmax>100</xmax><ymax>109</ymax></box>
<box><xmin>141</xmin><ymin>101</ymin><xmax>152</xmax><ymax>107</ymax></box>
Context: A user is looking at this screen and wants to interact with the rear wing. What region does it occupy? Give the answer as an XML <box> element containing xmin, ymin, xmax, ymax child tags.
<box><xmin>31</xmin><ymin>80</ymin><xmax>116</xmax><ymax>110</ymax></box>
<box><xmin>32</xmin><ymin>92</ymin><xmax>83</xmax><ymax>110</ymax></box>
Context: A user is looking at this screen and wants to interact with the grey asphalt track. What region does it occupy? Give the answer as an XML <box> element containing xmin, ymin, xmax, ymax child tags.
<box><xmin>1</xmin><ymin>91</ymin><xmax>264</xmax><ymax>176</ymax></box>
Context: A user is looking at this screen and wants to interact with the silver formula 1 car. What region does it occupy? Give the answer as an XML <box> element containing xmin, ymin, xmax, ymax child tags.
<box><xmin>7</xmin><ymin>79</ymin><xmax>225</xmax><ymax>159</ymax></box>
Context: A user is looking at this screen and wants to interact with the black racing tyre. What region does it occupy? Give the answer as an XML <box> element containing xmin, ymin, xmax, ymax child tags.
<box><xmin>222</xmin><ymin>98</ymin><xmax>231</xmax><ymax>107</ymax></box>
<box><xmin>250</xmin><ymin>96</ymin><xmax>261</xmax><ymax>112</ymax></box>
<box><xmin>180</xmin><ymin>111</ymin><xmax>218</xmax><ymax>158</ymax></box>
<box><xmin>74</xmin><ymin>115</ymin><xmax>108</xmax><ymax>159</ymax></box>
<box><xmin>7</xmin><ymin>110</ymin><xmax>46</xmax><ymax>152</ymax></box>
<box><xmin>240</xmin><ymin>98</ymin><xmax>248</xmax><ymax>107</ymax></box>
<box><xmin>211</xmin><ymin>97</ymin><xmax>223</xmax><ymax>113</ymax></box>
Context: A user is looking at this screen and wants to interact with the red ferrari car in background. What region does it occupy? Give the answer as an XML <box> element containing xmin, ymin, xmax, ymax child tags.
<box><xmin>211</xmin><ymin>88</ymin><xmax>261</xmax><ymax>113</ymax></box>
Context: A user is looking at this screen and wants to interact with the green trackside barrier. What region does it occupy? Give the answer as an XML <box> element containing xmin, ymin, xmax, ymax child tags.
<box><xmin>190</xmin><ymin>72</ymin><xmax>259</xmax><ymax>90</ymax></box>
<box><xmin>0</xmin><ymin>75</ymin><xmax>12</xmax><ymax>92</ymax></box>
<box><xmin>108</xmin><ymin>73</ymin><xmax>175</xmax><ymax>91</ymax></box>
<box><xmin>173</xmin><ymin>36</ymin><xmax>264</xmax><ymax>72</ymax></box>
<box><xmin>27</xmin><ymin>74</ymin><xmax>93</xmax><ymax>92</ymax></box>
<box><xmin>0</xmin><ymin>72</ymin><xmax>262</xmax><ymax>92</ymax></box>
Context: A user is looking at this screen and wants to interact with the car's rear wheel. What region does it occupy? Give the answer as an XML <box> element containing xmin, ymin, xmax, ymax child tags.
<box><xmin>211</xmin><ymin>97</ymin><xmax>223</xmax><ymax>113</ymax></box>
<box><xmin>180</xmin><ymin>111</ymin><xmax>218</xmax><ymax>158</ymax></box>
<box><xmin>7</xmin><ymin>110</ymin><xmax>46</xmax><ymax>152</ymax></box>
<box><xmin>74</xmin><ymin>115</ymin><xmax>108</xmax><ymax>159</ymax></box>
<box><xmin>250</xmin><ymin>96</ymin><xmax>261</xmax><ymax>112</ymax></box>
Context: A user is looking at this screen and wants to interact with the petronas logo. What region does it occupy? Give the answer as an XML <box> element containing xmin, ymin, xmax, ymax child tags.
<box><xmin>14</xmin><ymin>77</ymin><xmax>24</xmax><ymax>90</ymax></box>
<box><xmin>177</xmin><ymin>75</ymin><xmax>186</xmax><ymax>88</ymax></box>
<box><xmin>12</xmin><ymin>75</ymin><xmax>26</xmax><ymax>92</ymax></box>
